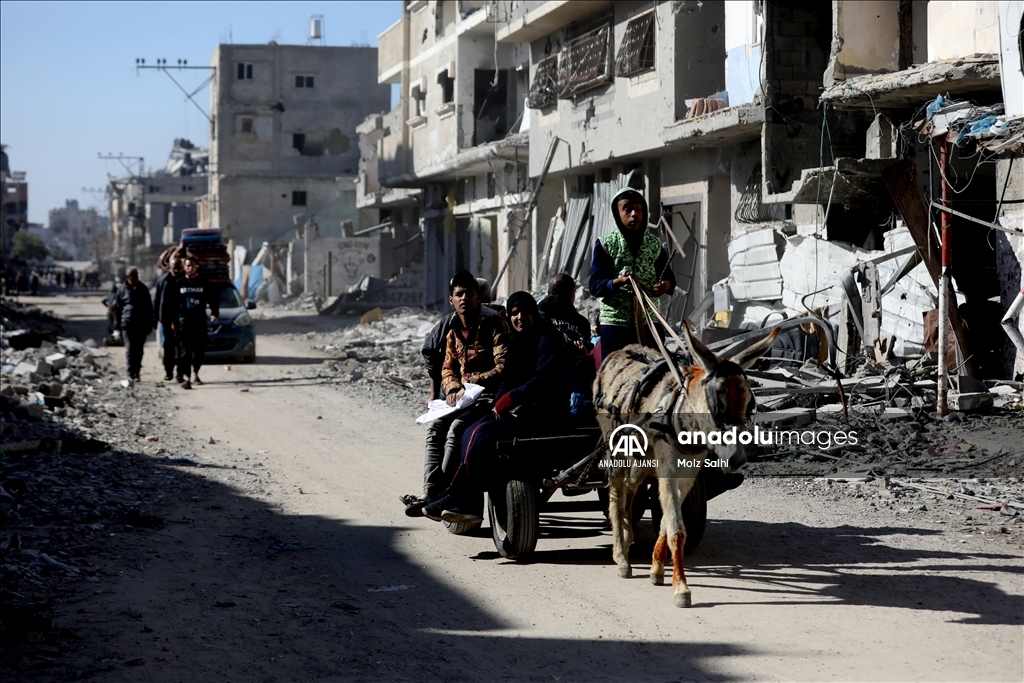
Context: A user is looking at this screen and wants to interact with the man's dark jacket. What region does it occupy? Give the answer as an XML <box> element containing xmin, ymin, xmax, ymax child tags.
<box><xmin>113</xmin><ymin>281</ymin><xmax>154</xmax><ymax>333</ymax></box>
<box><xmin>537</xmin><ymin>297</ymin><xmax>592</xmax><ymax>350</ymax></box>
<box><xmin>153</xmin><ymin>271</ymin><xmax>177</xmax><ymax>325</ymax></box>
<box><xmin>171</xmin><ymin>275</ymin><xmax>219</xmax><ymax>329</ymax></box>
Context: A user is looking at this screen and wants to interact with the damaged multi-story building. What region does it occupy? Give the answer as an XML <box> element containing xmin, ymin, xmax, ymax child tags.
<box><xmin>1</xmin><ymin>145</ymin><xmax>29</xmax><ymax>258</ymax></box>
<box><xmin>358</xmin><ymin>0</ymin><xmax>1024</xmax><ymax>381</ymax></box>
<box><xmin>108</xmin><ymin>138</ymin><xmax>209</xmax><ymax>274</ymax></box>
<box><xmin>357</xmin><ymin>0</ymin><xmax>532</xmax><ymax>306</ymax></box>
<box><xmin>201</xmin><ymin>41</ymin><xmax>390</xmax><ymax>297</ymax></box>
<box><xmin>47</xmin><ymin>200</ymin><xmax>106</xmax><ymax>262</ymax></box>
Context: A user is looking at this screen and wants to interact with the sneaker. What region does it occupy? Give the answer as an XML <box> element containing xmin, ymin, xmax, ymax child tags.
<box><xmin>441</xmin><ymin>509</ymin><xmax>484</xmax><ymax>526</ymax></box>
<box><xmin>422</xmin><ymin>494</ymin><xmax>451</xmax><ymax>522</ymax></box>
<box><xmin>181</xmin><ymin>380</ymin><xmax>192</xmax><ymax>390</ymax></box>
<box><xmin>163</xmin><ymin>374</ymin><xmax>174</xmax><ymax>382</ymax></box>
<box><xmin>176</xmin><ymin>376</ymin><xmax>186</xmax><ymax>384</ymax></box>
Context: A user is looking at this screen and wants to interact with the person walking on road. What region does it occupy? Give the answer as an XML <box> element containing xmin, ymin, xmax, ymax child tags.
<box><xmin>111</xmin><ymin>266</ymin><xmax>154</xmax><ymax>383</ymax></box>
<box><xmin>154</xmin><ymin>255</ymin><xmax>183</xmax><ymax>381</ymax></box>
<box><xmin>171</xmin><ymin>255</ymin><xmax>219</xmax><ymax>390</ymax></box>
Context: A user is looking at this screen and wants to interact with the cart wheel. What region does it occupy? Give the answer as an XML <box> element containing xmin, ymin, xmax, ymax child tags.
<box><xmin>488</xmin><ymin>478</ymin><xmax>538</xmax><ymax>560</ymax></box>
<box><xmin>597</xmin><ymin>483</ymin><xmax>650</xmax><ymax>526</ymax></box>
<box><xmin>650</xmin><ymin>475</ymin><xmax>707</xmax><ymax>553</ymax></box>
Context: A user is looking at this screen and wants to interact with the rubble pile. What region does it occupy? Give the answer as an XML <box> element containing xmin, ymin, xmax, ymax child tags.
<box><xmin>284</xmin><ymin>307</ymin><xmax>440</xmax><ymax>416</ymax></box>
<box><xmin>1</xmin><ymin>300</ymin><xmax>204</xmax><ymax>675</ymax></box>
<box><xmin>760</xmin><ymin>476</ymin><xmax>1024</xmax><ymax>544</ymax></box>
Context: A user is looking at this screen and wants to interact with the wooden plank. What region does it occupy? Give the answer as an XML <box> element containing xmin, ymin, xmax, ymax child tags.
<box><xmin>881</xmin><ymin>158</ymin><xmax>975</xmax><ymax>377</ymax></box>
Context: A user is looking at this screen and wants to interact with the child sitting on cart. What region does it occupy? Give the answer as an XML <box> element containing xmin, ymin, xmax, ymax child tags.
<box><xmin>422</xmin><ymin>292</ymin><xmax>570</xmax><ymax>526</ymax></box>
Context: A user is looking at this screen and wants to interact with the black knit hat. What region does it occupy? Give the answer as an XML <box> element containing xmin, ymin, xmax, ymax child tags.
<box><xmin>506</xmin><ymin>291</ymin><xmax>538</xmax><ymax>318</ymax></box>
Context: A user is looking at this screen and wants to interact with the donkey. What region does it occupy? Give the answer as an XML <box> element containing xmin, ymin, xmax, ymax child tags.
<box><xmin>594</xmin><ymin>322</ymin><xmax>779</xmax><ymax>607</ymax></box>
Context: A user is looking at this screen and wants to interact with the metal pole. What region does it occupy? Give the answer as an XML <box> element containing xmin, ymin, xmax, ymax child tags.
<box><xmin>937</xmin><ymin>137</ymin><xmax>952</xmax><ymax>416</ymax></box>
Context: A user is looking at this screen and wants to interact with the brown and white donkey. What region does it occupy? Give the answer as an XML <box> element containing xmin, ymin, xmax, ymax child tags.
<box><xmin>594</xmin><ymin>322</ymin><xmax>779</xmax><ymax>607</ymax></box>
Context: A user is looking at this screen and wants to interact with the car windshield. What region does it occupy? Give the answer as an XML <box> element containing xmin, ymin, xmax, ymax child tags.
<box><xmin>217</xmin><ymin>287</ymin><xmax>245</xmax><ymax>309</ymax></box>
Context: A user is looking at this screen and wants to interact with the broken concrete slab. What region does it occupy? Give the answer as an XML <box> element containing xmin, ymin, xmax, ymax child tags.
<box><xmin>45</xmin><ymin>353</ymin><xmax>68</xmax><ymax>371</ymax></box>
<box><xmin>949</xmin><ymin>392</ymin><xmax>994</xmax><ymax>412</ymax></box>
<box><xmin>820</xmin><ymin>54</ymin><xmax>1001</xmax><ymax>109</ymax></box>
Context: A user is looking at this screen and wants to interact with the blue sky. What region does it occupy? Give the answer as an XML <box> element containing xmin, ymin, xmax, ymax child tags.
<box><xmin>0</xmin><ymin>0</ymin><xmax>400</xmax><ymax>223</ymax></box>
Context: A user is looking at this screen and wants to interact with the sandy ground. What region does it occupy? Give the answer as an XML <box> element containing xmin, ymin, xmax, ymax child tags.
<box><xmin>8</xmin><ymin>294</ymin><xmax>1024</xmax><ymax>682</ymax></box>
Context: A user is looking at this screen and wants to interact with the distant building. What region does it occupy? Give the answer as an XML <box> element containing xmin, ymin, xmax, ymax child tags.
<box><xmin>48</xmin><ymin>199</ymin><xmax>103</xmax><ymax>261</ymax></box>
<box><xmin>204</xmin><ymin>43</ymin><xmax>390</xmax><ymax>248</ymax></box>
<box><xmin>109</xmin><ymin>138</ymin><xmax>208</xmax><ymax>267</ymax></box>
<box><xmin>1</xmin><ymin>145</ymin><xmax>29</xmax><ymax>257</ymax></box>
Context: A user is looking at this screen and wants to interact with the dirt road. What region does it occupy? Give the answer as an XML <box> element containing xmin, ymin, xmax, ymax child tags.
<box><xmin>12</xmin><ymin>295</ymin><xmax>1024</xmax><ymax>682</ymax></box>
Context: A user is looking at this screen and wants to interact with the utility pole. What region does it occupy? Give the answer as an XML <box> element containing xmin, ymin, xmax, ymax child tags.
<box><xmin>98</xmin><ymin>154</ymin><xmax>145</xmax><ymax>264</ymax></box>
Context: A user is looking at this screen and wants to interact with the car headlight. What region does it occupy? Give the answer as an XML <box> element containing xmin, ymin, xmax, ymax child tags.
<box><xmin>234</xmin><ymin>311</ymin><xmax>252</xmax><ymax>326</ymax></box>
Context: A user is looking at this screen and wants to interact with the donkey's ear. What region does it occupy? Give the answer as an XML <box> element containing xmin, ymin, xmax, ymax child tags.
<box><xmin>728</xmin><ymin>328</ymin><xmax>780</xmax><ymax>369</ymax></box>
<box><xmin>682</xmin><ymin>320</ymin><xmax>719</xmax><ymax>374</ymax></box>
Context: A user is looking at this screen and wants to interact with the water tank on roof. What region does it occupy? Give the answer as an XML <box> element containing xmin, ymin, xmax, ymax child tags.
<box><xmin>310</xmin><ymin>16</ymin><xmax>322</xmax><ymax>40</ymax></box>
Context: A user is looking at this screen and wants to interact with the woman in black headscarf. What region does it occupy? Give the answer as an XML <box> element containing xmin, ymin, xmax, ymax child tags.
<box><xmin>422</xmin><ymin>291</ymin><xmax>570</xmax><ymax>525</ymax></box>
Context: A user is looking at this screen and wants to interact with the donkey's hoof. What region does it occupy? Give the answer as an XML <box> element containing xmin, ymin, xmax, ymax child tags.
<box><xmin>674</xmin><ymin>591</ymin><xmax>692</xmax><ymax>608</ymax></box>
<box><xmin>617</xmin><ymin>565</ymin><xmax>632</xmax><ymax>579</ymax></box>
<box><xmin>650</xmin><ymin>572</ymin><xmax>664</xmax><ymax>586</ymax></box>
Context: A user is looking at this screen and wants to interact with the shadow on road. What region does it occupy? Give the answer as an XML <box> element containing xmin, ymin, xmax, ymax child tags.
<box><xmin>1</xmin><ymin>408</ymin><xmax>747</xmax><ymax>682</ymax></box>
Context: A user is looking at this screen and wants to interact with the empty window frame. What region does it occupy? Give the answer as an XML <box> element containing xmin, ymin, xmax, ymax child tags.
<box><xmin>292</xmin><ymin>133</ymin><xmax>306</xmax><ymax>151</ymax></box>
<box><xmin>295</xmin><ymin>75</ymin><xmax>315</xmax><ymax>88</ymax></box>
<box><xmin>615</xmin><ymin>12</ymin><xmax>656</xmax><ymax>77</ymax></box>
<box><xmin>239</xmin><ymin>116</ymin><xmax>254</xmax><ymax>134</ymax></box>
<box><xmin>237</xmin><ymin>63</ymin><xmax>253</xmax><ymax>80</ymax></box>
<box><xmin>437</xmin><ymin>69</ymin><xmax>454</xmax><ymax>104</ymax></box>
<box><xmin>292</xmin><ymin>191</ymin><xmax>307</xmax><ymax>206</ymax></box>
<box><xmin>410</xmin><ymin>83</ymin><xmax>427</xmax><ymax>117</ymax></box>
<box><xmin>527</xmin><ymin>54</ymin><xmax>559</xmax><ymax>109</ymax></box>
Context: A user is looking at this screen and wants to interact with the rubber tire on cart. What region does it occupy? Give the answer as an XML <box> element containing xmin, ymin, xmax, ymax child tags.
<box><xmin>649</xmin><ymin>475</ymin><xmax>707</xmax><ymax>553</ymax></box>
<box><xmin>488</xmin><ymin>478</ymin><xmax>538</xmax><ymax>560</ymax></box>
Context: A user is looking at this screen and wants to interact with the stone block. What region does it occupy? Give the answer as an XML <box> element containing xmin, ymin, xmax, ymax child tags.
<box><xmin>34</xmin><ymin>359</ymin><xmax>51</xmax><ymax>376</ymax></box>
<box><xmin>12</xmin><ymin>362</ymin><xmax>36</xmax><ymax>377</ymax></box>
<box><xmin>949</xmin><ymin>392</ymin><xmax>993</xmax><ymax>412</ymax></box>
<box><xmin>45</xmin><ymin>353</ymin><xmax>68</xmax><ymax>370</ymax></box>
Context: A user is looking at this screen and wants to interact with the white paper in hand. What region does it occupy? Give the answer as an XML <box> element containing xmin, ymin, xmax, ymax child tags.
<box><xmin>415</xmin><ymin>383</ymin><xmax>485</xmax><ymax>424</ymax></box>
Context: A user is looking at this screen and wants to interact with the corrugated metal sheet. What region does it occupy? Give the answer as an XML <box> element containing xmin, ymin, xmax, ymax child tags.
<box><xmin>556</xmin><ymin>192</ymin><xmax>591</xmax><ymax>278</ymax></box>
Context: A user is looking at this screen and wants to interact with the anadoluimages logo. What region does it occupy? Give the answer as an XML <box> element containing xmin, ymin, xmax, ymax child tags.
<box><xmin>608</xmin><ymin>424</ymin><xmax>649</xmax><ymax>458</ymax></box>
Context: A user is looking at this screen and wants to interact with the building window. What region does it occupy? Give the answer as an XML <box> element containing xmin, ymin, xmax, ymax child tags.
<box><xmin>437</xmin><ymin>69</ymin><xmax>454</xmax><ymax>104</ymax></box>
<box><xmin>557</xmin><ymin>8</ymin><xmax>615</xmax><ymax>98</ymax></box>
<box><xmin>239</xmin><ymin>116</ymin><xmax>254</xmax><ymax>133</ymax></box>
<box><xmin>237</xmin><ymin>63</ymin><xmax>253</xmax><ymax>80</ymax></box>
<box><xmin>295</xmin><ymin>75</ymin><xmax>315</xmax><ymax>88</ymax></box>
<box><xmin>293</xmin><ymin>133</ymin><xmax>306</xmax><ymax>151</ymax></box>
<box><xmin>527</xmin><ymin>54</ymin><xmax>559</xmax><ymax>109</ymax></box>
<box><xmin>292</xmin><ymin>191</ymin><xmax>307</xmax><ymax>206</ymax></box>
<box><xmin>615</xmin><ymin>12</ymin><xmax>656</xmax><ymax>78</ymax></box>
<box><xmin>410</xmin><ymin>83</ymin><xmax>427</xmax><ymax>116</ymax></box>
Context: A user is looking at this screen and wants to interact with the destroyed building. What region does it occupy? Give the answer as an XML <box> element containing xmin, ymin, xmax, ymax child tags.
<box><xmin>354</xmin><ymin>0</ymin><xmax>1023</xmax><ymax>385</ymax></box>
<box><xmin>46</xmin><ymin>200</ymin><xmax>106</xmax><ymax>262</ymax></box>
<box><xmin>357</xmin><ymin>0</ymin><xmax>532</xmax><ymax>306</ymax></box>
<box><xmin>1</xmin><ymin>145</ymin><xmax>29</xmax><ymax>258</ymax></box>
<box><xmin>107</xmin><ymin>139</ymin><xmax>209</xmax><ymax>274</ymax></box>
<box><xmin>203</xmin><ymin>43</ymin><xmax>390</xmax><ymax>250</ymax></box>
